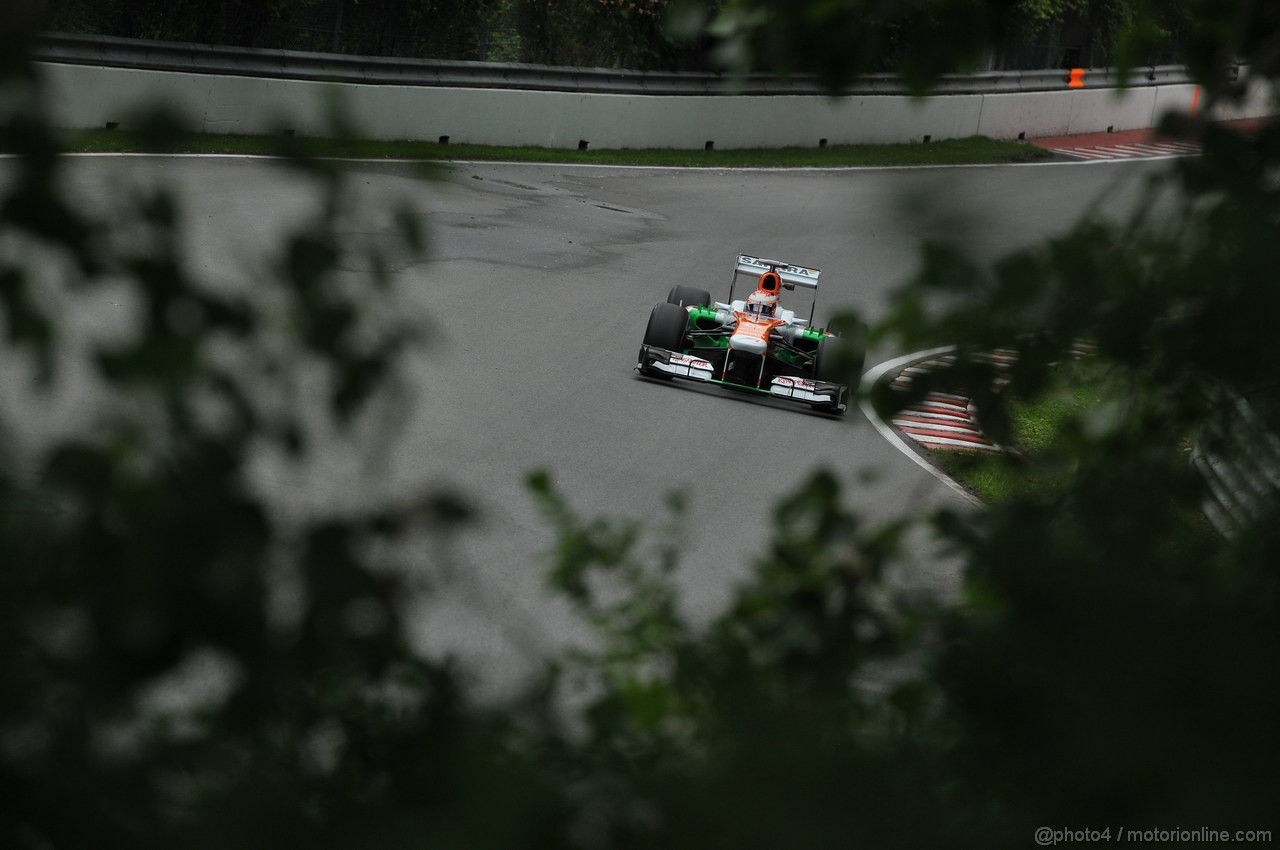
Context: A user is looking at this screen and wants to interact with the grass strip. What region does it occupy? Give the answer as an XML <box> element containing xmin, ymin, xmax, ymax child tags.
<box><xmin>937</xmin><ymin>451</ymin><xmax>1023</xmax><ymax>505</ymax></box>
<box><xmin>59</xmin><ymin>129</ymin><xmax>1053</xmax><ymax>168</ymax></box>
<box><xmin>933</xmin><ymin>360</ymin><xmax>1214</xmax><ymax>541</ymax></box>
<box><xmin>933</xmin><ymin>360</ymin><xmax>1105</xmax><ymax>504</ymax></box>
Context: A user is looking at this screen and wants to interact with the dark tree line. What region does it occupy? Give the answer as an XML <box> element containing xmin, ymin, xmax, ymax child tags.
<box><xmin>45</xmin><ymin>0</ymin><xmax>1185</xmax><ymax>72</ymax></box>
<box><xmin>3</xmin><ymin>0</ymin><xmax>1278</xmax><ymax>847</ymax></box>
<box><xmin>45</xmin><ymin>0</ymin><xmax>711</xmax><ymax>70</ymax></box>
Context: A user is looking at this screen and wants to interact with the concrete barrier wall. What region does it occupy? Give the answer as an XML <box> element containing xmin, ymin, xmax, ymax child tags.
<box><xmin>979</xmin><ymin>87</ymin><xmax>1168</xmax><ymax>138</ymax></box>
<box><xmin>38</xmin><ymin>61</ymin><xmax>1276</xmax><ymax>149</ymax></box>
<box><xmin>1148</xmin><ymin>81</ymin><xmax>1275</xmax><ymax>126</ymax></box>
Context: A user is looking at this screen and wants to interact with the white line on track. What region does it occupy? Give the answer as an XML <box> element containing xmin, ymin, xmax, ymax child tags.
<box><xmin>19</xmin><ymin>150</ymin><xmax>1179</xmax><ymax>172</ymax></box>
<box><xmin>1095</xmin><ymin>144</ymin><xmax>1168</xmax><ymax>155</ymax></box>
<box><xmin>1050</xmin><ymin>144</ymin><xmax>1197</xmax><ymax>161</ymax></box>
<box><xmin>1090</xmin><ymin>144</ymin><xmax>1172</xmax><ymax>156</ymax></box>
<box><xmin>1129</xmin><ymin>143</ymin><xmax>1191</xmax><ymax>154</ymax></box>
<box><xmin>1052</xmin><ymin>149</ymin><xmax>1114</xmax><ymax>159</ymax></box>
<box><xmin>1059</xmin><ymin>141</ymin><xmax>1202</xmax><ymax>160</ymax></box>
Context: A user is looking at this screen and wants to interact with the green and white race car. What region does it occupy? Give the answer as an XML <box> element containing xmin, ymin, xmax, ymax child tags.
<box><xmin>635</xmin><ymin>255</ymin><xmax>865</xmax><ymax>414</ymax></box>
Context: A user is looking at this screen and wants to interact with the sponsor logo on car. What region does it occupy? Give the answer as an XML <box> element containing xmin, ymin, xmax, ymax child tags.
<box><xmin>670</xmin><ymin>353</ymin><xmax>713</xmax><ymax>369</ymax></box>
<box><xmin>739</xmin><ymin>255</ymin><xmax>819</xmax><ymax>280</ymax></box>
<box><xmin>773</xmin><ymin>377</ymin><xmax>818</xmax><ymax>389</ymax></box>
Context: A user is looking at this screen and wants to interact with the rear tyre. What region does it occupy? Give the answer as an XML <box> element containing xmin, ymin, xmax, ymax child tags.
<box><xmin>666</xmin><ymin>285</ymin><xmax>711</xmax><ymax>308</ymax></box>
<box><xmin>640</xmin><ymin>302</ymin><xmax>691</xmax><ymax>378</ymax></box>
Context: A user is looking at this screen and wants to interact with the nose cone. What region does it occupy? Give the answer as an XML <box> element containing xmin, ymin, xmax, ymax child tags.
<box><xmin>729</xmin><ymin>331</ymin><xmax>768</xmax><ymax>356</ymax></box>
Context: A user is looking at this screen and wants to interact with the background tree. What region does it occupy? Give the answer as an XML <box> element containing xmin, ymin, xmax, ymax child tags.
<box><xmin>43</xmin><ymin>0</ymin><xmax>713</xmax><ymax>69</ymax></box>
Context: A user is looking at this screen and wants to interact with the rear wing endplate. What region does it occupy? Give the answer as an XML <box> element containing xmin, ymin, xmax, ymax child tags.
<box><xmin>735</xmin><ymin>254</ymin><xmax>821</xmax><ymax>290</ymax></box>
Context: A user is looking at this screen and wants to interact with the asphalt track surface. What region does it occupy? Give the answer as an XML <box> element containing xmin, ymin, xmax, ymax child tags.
<box><xmin>8</xmin><ymin>154</ymin><xmax>1169</xmax><ymax>693</ymax></box>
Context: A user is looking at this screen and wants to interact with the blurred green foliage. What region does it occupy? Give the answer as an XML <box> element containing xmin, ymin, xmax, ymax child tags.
<box><xmin>4</xmin><ymin>1</ymin><xmax>1280</xmax><ymax>848</ymax></box>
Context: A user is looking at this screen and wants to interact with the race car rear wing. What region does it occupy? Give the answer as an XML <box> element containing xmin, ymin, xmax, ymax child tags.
<box><xmin>729</xmin><ymin>254</ymin><xmax>823</xmax><ymax>324</ymax></box>
<box><xmin>733</xmin><ymin>255</ymin><xmax>821</xmax><ymax>291</ymax></box>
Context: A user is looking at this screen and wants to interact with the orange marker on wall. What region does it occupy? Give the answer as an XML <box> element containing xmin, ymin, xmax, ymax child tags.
<box><xmin>1068</xmin><ymin>68</ymin><xmax>1085</xmax><ymax>89</ymax></box>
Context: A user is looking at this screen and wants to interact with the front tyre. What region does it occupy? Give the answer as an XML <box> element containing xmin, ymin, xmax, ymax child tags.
<box><xmin>813</xmin><ymin>334</ymin><xmax>854</xmax><ymax>384</ymax></box>
<box><xmin>639</xmin><ymin>302</ymin><xmax>691</xmax><ymax>378</ymax></box>
<box><xmin>643</xmin><ymin>301</ymin><xmax>690</xmax><ymax>350</ymax></box>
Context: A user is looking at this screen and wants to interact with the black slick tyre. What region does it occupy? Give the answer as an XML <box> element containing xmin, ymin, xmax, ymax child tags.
<box><xmin>640</xmin><ymin>302</ymin><xmax>690</xmax><ymax>378</ymax></box>
<box><xmin>812</xmin><ymin>334</ymin><xmax>848</xmax><ymax>384</ymax></box>
<box><xmin>666</xmin><ymin>285</ymin><xmax>711</xmax><ymax>308</ymax></box>
<box><xmin>812</xmin><ymin>334</ymin><xmax>862</xmax><ymax>413</ymax></box>
<box><xmin>812</xmin><ymin>326</ymin><xmax>867</xmax><ymax>384</ymax></box>
<box><xmin>643</xmin><ymin>302</ymin><xmax>689</xmax><ymax>350</ymax></box>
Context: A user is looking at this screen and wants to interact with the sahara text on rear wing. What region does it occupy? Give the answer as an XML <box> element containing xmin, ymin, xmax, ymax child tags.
<box><xmin>733</xmin><ymin>254</ymin><xmax>822</xmax><ymax>291</ymax></box>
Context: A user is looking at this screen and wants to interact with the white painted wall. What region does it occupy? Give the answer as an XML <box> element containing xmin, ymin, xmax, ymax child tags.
<box><xmin>37</xmin><ymin>61</ymin><xmax>1276</xmax><ymax>149</ymax></box>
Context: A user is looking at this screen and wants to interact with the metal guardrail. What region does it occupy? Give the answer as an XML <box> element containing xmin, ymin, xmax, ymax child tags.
<box><xmin>35</xmin><ymin>32</ymin><xmax>1195</xmax><ymax>96</ymax></box>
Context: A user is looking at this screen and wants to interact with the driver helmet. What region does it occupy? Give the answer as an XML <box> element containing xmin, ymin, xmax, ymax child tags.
<box><xmin>746</xmin><ymin>288</ymin><xmax>778</xmax><ymax>318</ymax></box>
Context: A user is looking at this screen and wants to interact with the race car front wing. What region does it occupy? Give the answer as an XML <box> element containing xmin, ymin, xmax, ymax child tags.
<box><xmin>636</xmin><ymin>344</ymin><xmax>847</xmax><ymax>413</ymax></box>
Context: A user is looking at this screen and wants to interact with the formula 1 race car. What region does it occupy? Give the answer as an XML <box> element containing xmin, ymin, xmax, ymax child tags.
<box><xmin>635</xmin><ymin>254</ymin><xmax>865</xmax><ymax>414</ymax></box>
